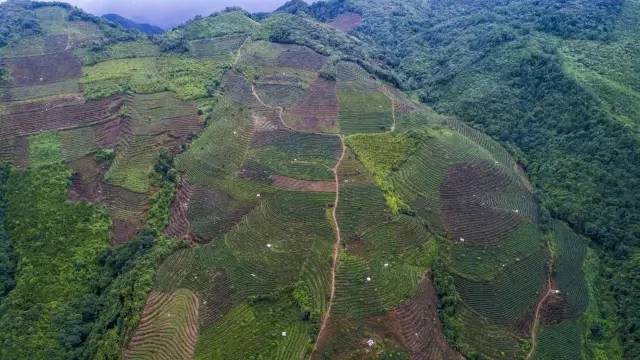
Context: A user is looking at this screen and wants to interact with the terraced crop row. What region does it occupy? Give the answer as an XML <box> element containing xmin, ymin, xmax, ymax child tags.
<box><xmin>284</xmin><ymin>77</ymin><xmax>339</xmax><ymax>133</ymax></box>
<box><xmin>125</xmin><ymin>289</ymin><xmax>200</xmax><ymax>360</ymax></box>
<box><xmin>1</xmin><ymin>96</ymin><xmax>124</xmax><ymax>139</ymax></box>
<box><xmin>189</xmin><ymin>34</ymin><xmax>248</xmax><ymax>60</ymax></box>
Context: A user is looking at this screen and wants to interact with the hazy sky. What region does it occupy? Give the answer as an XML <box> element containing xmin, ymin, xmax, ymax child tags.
<box><xmin>20</xmin><ymin>0</ymin><xmax>308</xmax><ymax>29</ymax></box>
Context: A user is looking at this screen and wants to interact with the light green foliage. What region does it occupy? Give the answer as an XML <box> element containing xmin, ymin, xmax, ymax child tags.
<box><xmin>0</xmin><ymin>36</ymin><xmax>44</xmax><ymax>57</ymax></box>
<box><xmin>161</xmin><ymin>10</ymin><xmax>257</xmax><ymax>53</ymax></box>
<box><xmin>347</xmin><ymin>132</ymin><xmax>419</xmax><ymax>213</ymax></box>
<box><xmin>76</xmin><ymin>40</ymin><xmax>161</xmax><ymax>65</ymax></box>
<box><xmin>82</xmin><ymin>56</ymin><xmax>223</xmax><ymax>100</ymax></box>
<box><xmin>171</xmin><ymin>11</ymin><xmax>258</xmax><ymax>40</ymax></box>
<box><xmin>34</xmin><ymin>6</ymin><xmax>68</xmax><ymax>34</ymax></box>
<box><xmin>347</xmin><ymin>132</ymin><xmax>416</xmax><ymax>177</ymax></box>
<box><xmin>29</xmin><ymin>132</ymin><xmax>63</xmax><ymax>167</ymax></box>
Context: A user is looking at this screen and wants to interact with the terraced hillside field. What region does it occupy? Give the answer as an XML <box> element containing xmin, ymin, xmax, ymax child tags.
<box><xmin>0</xmin><ymin>2</ymin><xmax>597</xmax><ymax>359</ymax></box>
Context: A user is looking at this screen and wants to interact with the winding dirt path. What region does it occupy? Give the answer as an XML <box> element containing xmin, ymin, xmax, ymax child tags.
<box><xmin>249</xmin><ymin>81</ymin><xmax>346</xmax><ymax>358</ymax></box>
<box><xmin>526</xmin><ymin>277</ymin><xmax>555</xmax><ymax>360</ymax></box>
<box><xmin>311</xmin><ymin>135</ymin><xmax>346</xmax><ymax>357</ymax></box>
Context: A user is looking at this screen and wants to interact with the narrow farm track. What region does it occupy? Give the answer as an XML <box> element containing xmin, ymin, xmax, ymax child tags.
<box><xmin>250</xmin><ymin>84</ymin><xmax>295</xmax><ymax>132</ymax></box>
<box><xmin>249</xmin><ymin>80</ymin><xmax>346</xmax><ymax>358</ymax></box>
<box><xmin>381</xmin><ymin>86</ymin><xmax>397</xmax><ymax>132</ymax></box>
<box><xmin>233</xmin><ymin>37</ymin><xmax>250</xmax><ymax>67</ymax></box>
<box><xmin>311</xmin><ymin>134</ymin><xmax>345</xmax><ymax>358</ymax></box>
<box><xmin>526</xmin><ymin>277</ymin><xmax>555</xmax><ymax>360</ymax></box>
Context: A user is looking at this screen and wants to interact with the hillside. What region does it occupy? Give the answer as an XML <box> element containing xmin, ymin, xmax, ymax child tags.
<box><xmin>0</xmin><ymin>1</ymin><xmax>628</xmax><ymax>360</ymax></box>
<box><xmin>285</xmin><ymin>0</ymin><xmax>638</xmax><ymax>358</ymax></box>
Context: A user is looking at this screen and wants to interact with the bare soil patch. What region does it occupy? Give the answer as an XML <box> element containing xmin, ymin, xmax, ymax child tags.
<box><xmin>285</xmin><ymin>77</ymin><xmax>338</xmax><ymax>133</ymax></box>
<box><xmin>329</xmin><ymin>13</ymin><xmax>363</xmax><ymax>32</ymax></box>
<box><xmin>1</xmin><ymin>51</ymin><xmax>81</xmax><ymax>86</ymax></box>
<box><xmin>276</xmin><ymin>44</ymin><xmax>328</xmax><ymax>71</ymax></box>
<box><xmin>111</xmin><ymin>219</ymin><xmax>141</xmax><ymax>245</ymax></box>
<box><xmin>164</xmin><ymin>178</ymin><xmax>194</xmax><ymax>239</ymax></box>
<box><xmin>2</xmin><ymin>95</ymin><xmax>124</xmax><ymax>139</ymax></box>
<box><xmin>384</xmin><ymin>275</ymin><xmax>463</xmax><ymax>360</ymax></box>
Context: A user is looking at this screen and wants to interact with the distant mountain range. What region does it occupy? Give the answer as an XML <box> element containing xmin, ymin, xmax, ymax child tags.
<box><xmin>102</xmin><ymin>13</ymin><xmax>164</xmax><ymax>34</ymax></box>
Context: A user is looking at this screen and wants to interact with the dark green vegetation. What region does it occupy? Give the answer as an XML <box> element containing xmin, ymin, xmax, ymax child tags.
<box><xmin>0</xmin><ymin>0</ymin><xmax>637</xmax><ymax>359</ymax></box>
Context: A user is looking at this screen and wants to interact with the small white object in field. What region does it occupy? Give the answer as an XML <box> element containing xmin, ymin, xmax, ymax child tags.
<box><xmin>256</xmin><ymin>193</ymin><xmax>261</xmax><ymax>197</ymax></box>
<box><xmin>366</xmin><ymin>277</ymin><xmax>371</xmax><ymax>282</ymax></box>
<box><xmin>203</xmin><ymin>300</ymin><xmax>207</xmax><ymax>305</ymax></box>
<box><xmin>366</xmin><ymin>339</ymin><xmax>375</xmax><ymax>347</ymax></box>
<box><xmin>282</xmin><ymin>332</ymin><xmax>287</xmax><ymax>337</ymax></box>
<box><xmin>267</xmin><ymin>243</ymin><xmax>272</xmax><ymax>248</ymax></box>
<box><xmin>251</xmin><ymin>273</ymin><xmax>256</xmax><ymax>278</ymax></box>
<box><xmin>460</xmin><ymin>237</ymin><xmax>465</xmax><ymax>242</ymax></box>
<box><xmin>384</xmin><ymin>263</ymin><xmax>389</xmax><ymax>267</ymax></box>
<box><xmin>233</xmin><ymin>131</ymin><xmax>237</xmax><ymax>135</ymax></box>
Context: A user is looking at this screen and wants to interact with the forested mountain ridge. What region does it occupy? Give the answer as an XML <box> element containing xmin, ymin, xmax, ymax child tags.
<box><xmin>0</xmin><ymin>0</ymin><xmax>635</xmax><ymax>359</ymax></box>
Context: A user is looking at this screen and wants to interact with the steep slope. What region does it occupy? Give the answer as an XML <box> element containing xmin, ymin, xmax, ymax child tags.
<box><xmin>0</xmin><ymin>1</ymin><xmax>598</xmax><ymax>359</ymax></box>
<box><xmin>296</xmin><ymin>0</ymin><xmax>637</xmax><ymax>358</ymax></box>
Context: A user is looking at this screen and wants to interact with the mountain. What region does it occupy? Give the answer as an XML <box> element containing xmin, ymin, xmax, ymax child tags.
<box><xmin>297</xmin><ymin>0</ymin><xmax>638</xmax><ymax>358</ymax></box>
<box><xmin>0</xmin><ymin>0</ymin><xmax>636</xmax><ymax>359</ymax></box>
<box><xmin>102</xmin><ymin>13</ymin><xmax>164</xmax><ymax>35</ymax></box>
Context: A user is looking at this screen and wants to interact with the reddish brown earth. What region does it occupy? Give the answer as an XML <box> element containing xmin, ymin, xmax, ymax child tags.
<box><xmin>271</xmin><ymin>175</ymin><xmax>336</xmax><ymax>192</ymax></box>
<box><xmin>384</xmin><ymin>276</ymin><xmax>464</xmax><ymax>360</ymax></box>
<box><xmin>93</xmin><ymin>114</ymin><xmax>132</xmax><ymax>148</ymax></box>
<box><xmin>1</xmin><ymin>96</ymin><xmax>125</xmax><ymax>139</ymax></box>
<box><xmin>329</xmin><ymin>13</ymin><xmax>363</xmax><ymax>32</ymax></box>
<box><xmin>286</xmin><ymin>77</ymin><xmax>338</xmax><ymax>133</ymax></box>
<box><xmin>1</xmin><ymin>51</ymin><xmax>81</xmax><ymax>86</ymax></box>
<box><xmin>440</xmin><ymin>160</ymin><xmax>523</xmax><ymax>245</ymax></box>
<box><xmin>164</xmin><ymin>178</ymin><xmax>194</xmax><ymax>240</ymax></box>
<box><xmin>68</xmin><ymin>155</ymin><xmax>109</xmax><ymax>202</ymax></box>
<box><xmin>69</xmin><ymin>156</ymin><xmax>148</xmax><ymax>244</ymax></box>
<box><xmin>111</xmin><ymin>219</ymin><xmax>141</xmax><ymax>245</ymax></box>
<box><xmin>276</xmin><ymin>44</ymin><xmax>328</xmax><ymax>71</ymax></box>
